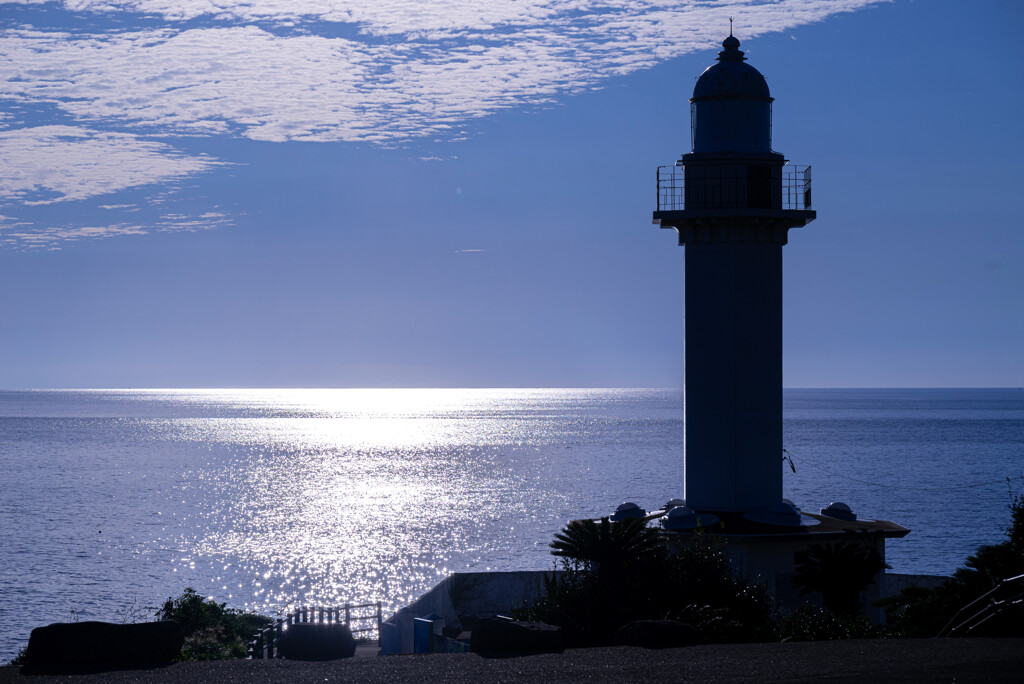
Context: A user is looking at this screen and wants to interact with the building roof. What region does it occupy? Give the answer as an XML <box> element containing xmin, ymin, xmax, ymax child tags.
<box><xmin>691</xmin><ymin>36</ymin><xmax>772</xmax><ymax>102</ymax></box>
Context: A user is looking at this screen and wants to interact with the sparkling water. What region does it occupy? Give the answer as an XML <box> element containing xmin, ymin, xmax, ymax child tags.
<box><xmin>1</xmin><ymin>388</ymin><xmax>1021</xmax><ymax>660</ymax></box>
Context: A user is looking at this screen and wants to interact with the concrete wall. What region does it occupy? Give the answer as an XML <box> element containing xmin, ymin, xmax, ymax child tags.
<box><xmin>379</xmin><ymin>570</ymin><xmax>554</xmax><ymax>655</ymax></box>
<box><xmin>882</xmin><ymin>573</ymin><xmax>950</xmax><ymax>596</ymax></box>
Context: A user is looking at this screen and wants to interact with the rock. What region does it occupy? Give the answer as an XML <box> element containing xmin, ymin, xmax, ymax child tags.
<box><xmin>277</xmin><ymin>623</ymin><xmax>356</xmax><ymax>660</ymax></box>
<box><xmin>25</xmin><ymin>621</ymin><xmax>184</xmax><ymax>670</ymax></box>
<box><xmin>614</xmin><ymin>620</ymin><xmax>700</xmax><ymax>649</ymax></box>
<box><xmin>470</xmin><ymin>617</ymin><xmax>565</xmax><ymax>657</ymax></box>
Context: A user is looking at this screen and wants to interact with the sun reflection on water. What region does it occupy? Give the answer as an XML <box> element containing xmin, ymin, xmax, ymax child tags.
<box><xmin>153</xmin><ymin>388</ymin><xmax>674</xmax><ymax>619</ymax></box>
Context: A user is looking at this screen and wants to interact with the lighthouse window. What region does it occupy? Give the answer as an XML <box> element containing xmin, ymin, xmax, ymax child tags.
<box><xmin>747</xmin><ymin>164</ymin><xmax>771</xmax><ymax>209</ymax></box>
<box><xmin>690</xmin><ymin>102</ymin><xmax>697</xmax><ymax>151</ymax></box>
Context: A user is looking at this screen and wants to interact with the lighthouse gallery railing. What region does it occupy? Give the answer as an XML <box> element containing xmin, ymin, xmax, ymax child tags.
<box><xmin>656</xmin><ymin>164</ymin><xmax>812</xmax><ymax>212</ymax></box>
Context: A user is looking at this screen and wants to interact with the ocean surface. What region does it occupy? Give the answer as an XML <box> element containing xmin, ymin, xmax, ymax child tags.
<box><xmin>1</xmin><ymin>387</ymin><xmax>1022</xmax><ymax>661</ymax></box>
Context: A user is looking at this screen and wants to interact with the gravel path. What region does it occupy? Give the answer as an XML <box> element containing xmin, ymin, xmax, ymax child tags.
<box><xmin>3</xmin><ymin>639</ymin><xmax>1022</xmax><ymax>683</ymax></box>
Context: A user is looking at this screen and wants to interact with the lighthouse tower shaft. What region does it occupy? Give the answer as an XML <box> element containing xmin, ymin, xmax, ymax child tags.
<box><xmin>685</xmin><ymin>230</ymin><xmax>783</xmax><ymax>511</ymax></box>
<box><xmin>653</xmin><ymin>35</ymin><xmax>814</xmax><ymax>514</ymax></box>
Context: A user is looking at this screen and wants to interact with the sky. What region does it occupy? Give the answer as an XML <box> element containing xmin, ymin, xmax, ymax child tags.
<box><xmin>0</xmin><ymin>0</ymin><xmax>1021</xmax><ymax>389</ymax></box>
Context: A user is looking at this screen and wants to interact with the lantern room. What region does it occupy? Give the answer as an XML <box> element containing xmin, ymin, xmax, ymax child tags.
<box><xmin>690</xmin><ymin>34</ymin><xmax>773</xmax><ymax>154</ymax></box>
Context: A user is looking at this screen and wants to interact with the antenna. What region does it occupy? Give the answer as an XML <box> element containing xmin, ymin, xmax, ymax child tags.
<box><xmin>729</xmin><ymin>17</ymin><xmax>734</xmax><ymax>37</ymax></box>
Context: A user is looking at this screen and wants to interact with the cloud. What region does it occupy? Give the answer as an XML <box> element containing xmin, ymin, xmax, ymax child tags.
<box><xmin>0</xmin><ymin>219</ymin><xmax>147</xmax><ymax>249</ymax></box>
<box><xmin>8</xmin><ymin>1</ymin><xmax>586</xmax><ymax>35</ymax></box>
<box><xmin>1</xmin><ymin>1</ymin><xmax>888</xmax><ymax>144</ymax></box>
<box><xmin>0</xmin><ymin>0</ymin><xmax>886</xmax><ymax>246</ymax></box>
<box><xmin>0</xmin><ymin>208</ymin><xmax>232</xmax><ymax>249</ymax></box>
<box><xmin>14</xmin><ymin>2</ymin><xmax>886</xmax><ymax>41</ymax></box>
<box><xmin>0</xmin><ymin>125</ymin><xmax>225</xmax><ymax>203</ymax></box>
<box><xmin>157</xmin><ymin>209</ymin><xmax>231</xmax><ymax>233</ymax></box>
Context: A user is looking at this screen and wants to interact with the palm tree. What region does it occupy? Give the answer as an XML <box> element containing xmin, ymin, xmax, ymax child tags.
<box><xmin>549</xmin><ymin>517</ymin><xmax>661</xmax><ymax>578</ymax></box>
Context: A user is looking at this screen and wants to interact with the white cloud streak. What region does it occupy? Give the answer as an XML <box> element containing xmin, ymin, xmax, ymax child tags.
<box><xmin>0</xmin><ymin>125</ymin><xmax>224</xmax><ymax>203</ymax></box>
<box><xmin>0</xmin><ymin>221</ymin><xmax>147</xmax><ymax>249</ymax></box>
<box><xmin>0</xmin><ymin>209</ymin><xmax>232</xmax><ymax>249</ymax></box>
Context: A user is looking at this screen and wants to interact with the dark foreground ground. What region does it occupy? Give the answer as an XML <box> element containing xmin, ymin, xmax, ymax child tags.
<box><xmin>3</xmin><ymin>639</ymin><xmax>1022</xmax><ymax>683</ymax></box>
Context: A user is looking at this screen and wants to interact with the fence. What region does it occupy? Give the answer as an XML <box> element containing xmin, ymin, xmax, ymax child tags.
<box><xmin>248</xmin><ymin>602</ymin><xmax>383</xmax><ymax>659</ymax></box>
<box><xmin>656</xmin><ymin>163</ymin><xmax>811</xmax><ymax>212</ymax></box>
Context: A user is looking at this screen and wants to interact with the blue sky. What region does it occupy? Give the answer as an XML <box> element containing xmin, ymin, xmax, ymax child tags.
<box><xmin>1</xmin><ymin>0</ymin><xmax>1021</xmax><ymax>389</ymax></box>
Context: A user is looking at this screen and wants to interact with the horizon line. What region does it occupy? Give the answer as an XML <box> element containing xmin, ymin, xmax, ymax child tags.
<box><xmin>2</xmin><ymin>386</ymin><xmax>1021</xmax><ymax>392</ymax></box>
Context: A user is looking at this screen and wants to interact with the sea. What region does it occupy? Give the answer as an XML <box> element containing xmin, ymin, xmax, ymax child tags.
<box><xmin>1</xmin><ymin>387</ymin><xmax>1022</xmax><ymax>661</ymax></box>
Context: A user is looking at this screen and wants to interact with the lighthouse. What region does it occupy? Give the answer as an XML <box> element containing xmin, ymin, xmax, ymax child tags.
<box><xmin>653</xmin><ymin>32</ymin><xmax>814</xmax><ymax>519</ymax></box>
<box><xmin>649</xmin><ymin>34</ymin><xmax>908</xmax><ymax>613</ymax></box>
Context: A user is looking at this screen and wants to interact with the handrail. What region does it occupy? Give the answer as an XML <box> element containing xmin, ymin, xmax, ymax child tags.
<box><xmin>937</xmin><ymin>573</ymin><xmax>1024</xmax><ymax>637</ymax></box>
<box><xmin>655</xmin><ymin>163</ymin><xmax>812</xmax><ymax>212</ymax></box>
<box><xmin>248</xmin><ymin>601</ymin><xmax>383</xmax><ymax>659</ymax></box>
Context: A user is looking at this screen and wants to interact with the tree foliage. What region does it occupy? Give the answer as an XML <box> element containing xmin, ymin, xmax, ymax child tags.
<box><xmin>155</xmin><ymin>588</ymin><xmax>270</xmax><ymax>660</ymax></box>
<box><xmin>879</xmin><ymin>495</ymin><xmax>1024</xmax><ymax>637</ymax></box>
<box><xmin>3</xmin><ymin>647</ymin><xmax>28</xmax><ymax>667</ymax></box>
<box><xmin>791</xmin><ymin>539</ymin><xmax>889</xmax><ymax>615</ymax></box>
<box><xmin>550</xmin><ymin>517</ymin><xmax>661</xmax><ymax>578</ymax></box>
<box><xmin>518</xmin><ymin>519</ymin><xmax>775</xmax><ymax>646</ymax></box>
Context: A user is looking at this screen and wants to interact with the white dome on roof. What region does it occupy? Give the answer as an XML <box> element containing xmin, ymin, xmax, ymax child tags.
<box><xmin>610</xmin><ymin>501</ymin><xmax>646</xmax><ymax>521</ymax></box>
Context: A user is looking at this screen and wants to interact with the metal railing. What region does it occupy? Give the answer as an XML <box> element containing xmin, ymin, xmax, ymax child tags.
<box><xmin>938</xmin><ymin>573</ymin><xmax>1024</xmax><ymax>637</ymax></box>
<box><xmin>655</xmin><ymin>164</ymin><xmax>685</xmax><ymax>211</ymax></box>
<box><xmin>248</xmin><ymin>602</ymin><xmax>383</xmax><ymax>659</ymax></box>
<box><xmin>786</xmin><ymin>165</ymin><xmax>812</xmax><ymax>211</ymax></box>
<box><xmin>656</xmin><ymin>163</ymin><xmax>812</xmax><ymax>212</ymax></box>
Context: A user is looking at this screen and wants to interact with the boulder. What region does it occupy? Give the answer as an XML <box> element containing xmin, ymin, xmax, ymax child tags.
<box><xmin>470</xmin><ymin>618</ymin><xmax>564</xmax><ymax>657</ymax></box>
<box><xmin>25</xmin><ymin>621</ymin><xmax>184</xmax><ymax>670</ymax></box>
<box><xmin>277</xmin><ymin>623</ymin><xmax>356</xmax><ymax>661</ymax></box>
<box><xmin>613</xmin><ymin>620</ymin><xmax>700</xmax><ymax>649</ymax></box>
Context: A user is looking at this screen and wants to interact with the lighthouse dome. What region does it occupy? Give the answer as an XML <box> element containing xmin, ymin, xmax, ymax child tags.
<box><xmin>692</xmin><ymin>37</ymin><xmax>771</xmax><ymax>102</ymax></box>
<box><xmin>689</xmin><ymin>36</ymin><xmax>773</xmax><ymax>154</ymax></box>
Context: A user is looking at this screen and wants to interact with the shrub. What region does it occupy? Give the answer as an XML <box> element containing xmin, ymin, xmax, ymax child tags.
<box><xmin>4</xmin><ymin>647</ymin><xmax>28</xmax><ymax>667</ymax></box>
<box><xmin>657</xmin><ymin>530</ymin><xmax>776</xmax><ymax>643</ymax></box>
<box><xmin>791</xmin><ymin>538</ymin><xmax>889</xmax><ymax>615</ymax></box>
<box><xmin>777</xmin><ymin>605</ymin><xmax>884</xmax><ymax>641</ymax></box>
<box><xmin>155</xmin><ymin>588</ymin><xmax>271</xmax><ymax>660</ymax></box>
<box><xmin>516</xmin><ymin>520</ymin><xmax>775</xmax><ymax>646</ymax></box>
<box><xmin>879</xmin><ymin>495</ymin><xmax>1024</xmax><ymax>637</ymax></box>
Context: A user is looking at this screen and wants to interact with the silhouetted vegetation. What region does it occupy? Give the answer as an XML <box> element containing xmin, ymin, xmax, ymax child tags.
<box><xmin>879</xmin><ymin>496</ymin><xmax>1024</xmax><ymax>637</ymax></box>
<box><xmin>516</xmin><ymin>518</ymin><xmax>775</xmax><ymax>646</ymax></box>
<box><xmin>792</xmin><ymin>538</ymin><xmax>889</xmax><ymax>615</ymax></box>
<box><xmin>776</xmin><ymin>605</ymin><xmax>885</xmax><ymax>641</ymax></box>
<box><xmin>550</xmin><ymin>517</ymin><xmax>662</xmax><ymax>582</ymax></box>
<box><xmin>155</xmin><ymin>588</ymin><xmax>270</xmax><ymax>660</ymax></box>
